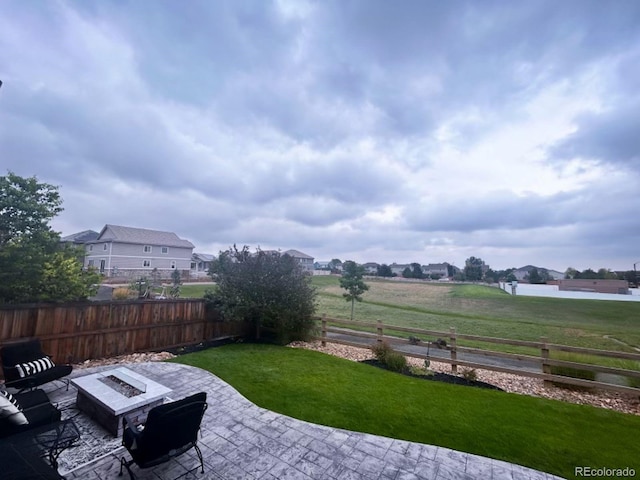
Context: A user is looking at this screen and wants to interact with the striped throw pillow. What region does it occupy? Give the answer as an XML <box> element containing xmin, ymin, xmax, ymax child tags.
<box><xmin>15</xmin><ymin>357</ymin><xmax>55</xmax><ymax>378</ymax></box>
<box><xmin>0</xmin><ymin>389</ymin><xmax>28</xmax><ymax>425</ymax></box>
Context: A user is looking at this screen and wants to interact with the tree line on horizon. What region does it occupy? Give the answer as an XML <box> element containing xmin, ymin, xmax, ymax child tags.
<box><xmin>322</xmin><ymin>257</ymin><xmax>637</xmax><ymax>286</ymax></box>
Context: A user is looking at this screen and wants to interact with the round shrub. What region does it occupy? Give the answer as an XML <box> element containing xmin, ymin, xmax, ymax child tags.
<box><xmin>384</xmin><ymin>351</ymin><xmax>407</xmax><ymax>373</ymax></box>
<box><xmin>112</xmin><ymin>287</ymin><xmax>133</xmax><ymax>300</ymax></box>
<box><xmin>371</xmin><ymin>341</ymin><xmax>393</xmax><ymax>362</ymax></box>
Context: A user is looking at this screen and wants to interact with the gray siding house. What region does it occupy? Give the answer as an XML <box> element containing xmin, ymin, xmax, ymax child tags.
<box><xmin>283</xmin><ymin>249</ymin><xmax>314</xmax><ymax>273</ymax></box>
<box><xmin>390</xmin><ymin>263</ymin><xmax>411</xmax><ymax>276</ymax></box>
<box><xmin>84</xmin><ymin>225</ymin><xmax>195</xmax><ymax>278</ymax></box>
<box><xmin>362</xmin><ymin>262</ymin><xmax>380</xmax><ymax>274</ymax></box>
<box><xmin>422</xmin><ymin>263</ymin><xmax>450</xmax><ymax>278</ymax></box>
<box><xmin>191</xmin><ymin>253</ymin><xmax>214</xmax><ymax>278</ymax></box>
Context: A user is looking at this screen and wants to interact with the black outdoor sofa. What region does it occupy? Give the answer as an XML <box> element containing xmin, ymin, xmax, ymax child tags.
<box><xmin>0</xmin><ymin>389</ymin><xmax>62</xmax><ymax>438</ymax></box>
<box><xmin>0</xmin><ymin>388</ymin><xmax>67</xmax><ymax>479</ymax></box>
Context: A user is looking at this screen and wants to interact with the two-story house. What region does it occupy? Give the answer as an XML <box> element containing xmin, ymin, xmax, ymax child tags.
<box><xmin>389</xmin><ymin>263</ymin><xmax>411</xmax><ymax>276</ymax></box>
<box><xmin>283</xmin><ymin>249</ymin><xmax>314</xmax><ymax>273</ymax></box>
<box><xmin>422</xmin><ymin>263</ymin><xmax>450</xmax><ymax>279</ymax></box>
<box><xmin>362</xmin><ymin>262</ymin><xmax>380</xmax><ymax>275</ymax></box>
<box><xmin>84</xmin><ymin>224</ymin><xmax>195</xmax><ymax>278</ymax></box>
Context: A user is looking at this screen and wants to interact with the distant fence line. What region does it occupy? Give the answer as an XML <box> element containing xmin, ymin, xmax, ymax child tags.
<box><xmin>316</xmin><ymin>316</ymin><xmax>640</xmax><ymax>396</ymax></box>
<box><xmin>0</xmin><ymin>299</ymin><xmax>249</xmax><ymax>378</ymax></box>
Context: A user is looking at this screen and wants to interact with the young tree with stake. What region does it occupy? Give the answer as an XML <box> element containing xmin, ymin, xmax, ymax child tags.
<box><xmin>340</xmin><ymin>260</ymin><xmax>369</xmax><ymax>321</ymax></box>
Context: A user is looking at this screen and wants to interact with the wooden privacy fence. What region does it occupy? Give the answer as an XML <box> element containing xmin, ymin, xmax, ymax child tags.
<box><xmin>0</xmin><ymin>299</ymin><xmax>249</xmax><ymax>375</ymax></box>
<box><xmin>317</xmin><ymin>316</ymin><xmax>640</xmax><ymax>396</ymax></box>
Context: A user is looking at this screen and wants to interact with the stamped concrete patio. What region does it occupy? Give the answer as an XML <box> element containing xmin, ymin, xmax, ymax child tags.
<box><xmin>44</xmin><ymin>362</ymin><xmax>563</xmax><ymax>480</ymax></box>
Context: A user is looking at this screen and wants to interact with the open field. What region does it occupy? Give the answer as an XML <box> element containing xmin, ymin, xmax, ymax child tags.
<box><xmin>173</xmin><ymin>343</ymin><xmax>640</xmax><ymax>480</ymax></box>
<box><xmin>312</xmin><ymin>276</ymin><xmax>640</xmax><ymax>353</ymax></box>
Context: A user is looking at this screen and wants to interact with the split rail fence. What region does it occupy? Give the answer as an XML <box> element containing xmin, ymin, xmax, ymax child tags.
<box><xmin>317</xmin><ymin>316</ymin><xmax>640</xmax><ymax>395</ymax></box>
<box><xmin>0</xmin><ymin>299</ymin><xmax>248</xmax><ymax>379</ymax></box>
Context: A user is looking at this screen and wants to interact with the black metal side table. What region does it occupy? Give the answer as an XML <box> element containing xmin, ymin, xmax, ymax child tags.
<box><xmin>32</xmin><ymin>419</ymin><xmax>81</xmax><ymax>469</ymax></box>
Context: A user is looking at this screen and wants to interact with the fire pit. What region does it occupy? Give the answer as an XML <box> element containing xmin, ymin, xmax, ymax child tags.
<box><xmin>98</xmin><ymin>371</ymin><xmax>146</xmax><ymax>398</ymax></box>
<box><xmin>71</xmin><ymin>367</ymin><xmax>172</xmax><ymax>436</ymax></box>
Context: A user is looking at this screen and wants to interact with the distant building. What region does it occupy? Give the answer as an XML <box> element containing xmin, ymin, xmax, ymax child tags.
<box><xmin>84</xmin><ymin>224</ymin><xmax>194</xmax><ymax>278</ymax></box>
<box><xmin>422</xmin><ymin>263</ymin><xmax>450</xmax><ymax>278</ymax></box>
<box><xmin>191</xmin><ymin>253</ymin><xmax>214</xmax><ymax>278</ymax></box>
<box><xmin>389</xmin><ymin>263</ymin><xmax>411</xmax><ymax>276</ymax></box>
<box><xmin>283</xmin><ymin>249</ymin><xmax>314</xmax><ymax>273</ymax></box>
<box><xmin>558</xmin><ymin>279</ymin><xmax>629</xmax><ymax>295</ymax></box>
<box><xmin>362</xmin><ymin>262</ymin><xmax>380</xmax><ymax>274</ymax></box>
<box><xmin>513</xmin><ymin>266</ymin><xmax>564</xmax><ymax>282</ymax></box>
<box><xmin>60</xmin><ymin>230</ymin><xmax>99</xmax><ymax>247</ymax></box>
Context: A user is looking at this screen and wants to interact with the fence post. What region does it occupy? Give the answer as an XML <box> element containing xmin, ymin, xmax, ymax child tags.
<box><xmin>541</xmin><ymin>336</ymin><xmax>551</xmax><ymax>388</ymax></box>
<box><xmin>377</xmin><ymin>321</ymin><xmax>384</xmax><ymax>344</ymax></box>
<box><xmin>449</xmin><ymin>327</ymin><xmax>457</xmax><ymax>374</ymax></box>
<box><xmin>321</xmin><ymin>315</ymin><xmax>327</xmax><ymax>347</ymax></box>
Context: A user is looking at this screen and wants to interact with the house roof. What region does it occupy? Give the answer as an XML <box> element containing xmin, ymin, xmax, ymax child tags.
<box><xmin>423</xmin><ymin>263</ymin><xmax>449</xmax><ymax>270</ymax></box>
<box><xmin>192</xmin><ymin>253</ymin><xmax>215</xmax><ymax>262</ymax></box>
<box><xmin>60</xmin><ymin>230</ymin><xmax>100</xmax><ymax>244</ymax></box>
<box><xmin>283</xmin><ymin>249</ymin><xmax>314</xmax><ymax>259</ymax></box>
<box><xmin>92</xmin><ymin>224</ymin><xmax>195</xmax><ymax>248</ymax></box>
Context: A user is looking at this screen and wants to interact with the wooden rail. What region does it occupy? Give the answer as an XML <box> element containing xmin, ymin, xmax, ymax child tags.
<box><xmin>0</xmin><ymin>299</ymin><xmax>249</xmax><ymax>376</ymax></box>
<box><xmin>317</xmin><ymin>315</ymin><xmax>640</xmax><ymax>396</ymax></box>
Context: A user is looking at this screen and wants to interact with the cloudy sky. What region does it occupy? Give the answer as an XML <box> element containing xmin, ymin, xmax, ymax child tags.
<box><xmin>1</xmin><ymin>0</ymin><xmax>639</xmax><ymax>272</ymax></box>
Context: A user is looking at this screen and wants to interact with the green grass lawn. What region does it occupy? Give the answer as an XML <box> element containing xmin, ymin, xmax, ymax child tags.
<box><xmin>180</xmin><ymin>284</ymin><xmax>215</xmax><ymax>298</ymax></box>
<box><xmin>313</xmin><ymin>276</ymin><xmax>640</xmax><ymax>352</ymax></box>
<box><xmin>172</xmin><ymin>343</ymin><xmax>640</xmax><ymax>480</ymax></box>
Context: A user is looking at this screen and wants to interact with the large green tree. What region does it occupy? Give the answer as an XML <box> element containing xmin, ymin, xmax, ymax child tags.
<box><xmin>0</xmin><ymin>172</ymin><xmax>99</xmax><ymax>303</ymax></box>
<box><xmin>208</xmin><ymin>245</ymin><xmax>317</xmax><ymax>343</ymax></box>
<box><xmin>376</xmin><ymin>263</ymin><xmax>393</xmax><ymax>277</ymax></box>
<box><xmin>0</xmin><ymin>172</ymin><xmax>62</xmax><ymax>247</ymax></box>
<box><xmin>340</xmin><ymin>260</ymin><xmax>369</xmax><ymax>321</ymax></box>
<box><xmin>463</xmin><ymin>256</ymin><xmax>485</xmax><ymax>281</ymax></box>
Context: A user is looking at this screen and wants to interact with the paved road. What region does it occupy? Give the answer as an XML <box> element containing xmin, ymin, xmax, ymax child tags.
<box><xmin>327</xmin><ymin>329</ymin><xmax>541</xmax><ymax>374</ymax></box>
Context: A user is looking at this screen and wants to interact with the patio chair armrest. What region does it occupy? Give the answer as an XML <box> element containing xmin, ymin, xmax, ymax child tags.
<box><xmin>122</xmin><ymin>414</ymin><xmax>144</xmax><ymax>434</ymax></box>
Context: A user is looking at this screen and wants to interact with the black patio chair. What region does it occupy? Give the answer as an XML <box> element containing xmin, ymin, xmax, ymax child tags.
<box><xmin>119</xmin><ymin>392</ymin><xmax>208</xmax><ymax>480</ymax></box>
<box><xmin>1</xmin><ymin>339</ymin><xmax>72</xmax><ymax>393</ymax></box>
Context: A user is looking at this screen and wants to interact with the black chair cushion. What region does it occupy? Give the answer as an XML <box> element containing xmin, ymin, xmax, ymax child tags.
<box><xmin>4</xmin><ymin>365</ymin><xmax>72</xmax><ymax>390</ymax></box>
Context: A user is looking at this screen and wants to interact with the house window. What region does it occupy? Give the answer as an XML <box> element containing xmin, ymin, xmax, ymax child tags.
<box><xmin>89</xmin><ymin>245</ymin><xmax>93</xmax><ymax>252</ymax></box>
<box><xmin>161</xmin><ymin>246</ymin><xmax>168</xmax><ymax>254</ymax></box>
<box><xmin>171</xmin><ymin>261</ymin><xmax>176</xmax><ymax>269</ymax></box>
<box><xmin>190</xmin><ymin>262</ymin><xmax>197</xmax><ymax>270</ymax></box>
<box><xmin>143</xmin><ymin>245</ymin><xmax>152</xmax><ymax>253</ymax></box>
<box><xmin>143</xmin><ymin>260</ymin><xmax>151</xmax><ymax>267</ymax></box>
<box><xmin>103</xmin><ymin>243</ymin><xmax>108</xmax><ymax>251</ymax></box>
<box><xmin>88</xmin><ymin>260</ymin><xmax>94</xmax><ymax>267</ymax></box>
